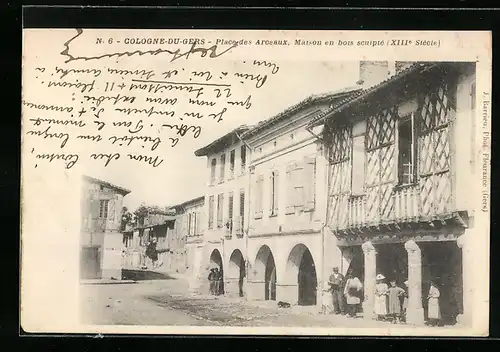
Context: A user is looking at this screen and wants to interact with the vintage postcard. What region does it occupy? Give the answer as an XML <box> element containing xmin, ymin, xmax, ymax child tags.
<box><xmin>20</xmin><ymin>28</ymin><xmax>491</xmax><ymax>336</ymax></box>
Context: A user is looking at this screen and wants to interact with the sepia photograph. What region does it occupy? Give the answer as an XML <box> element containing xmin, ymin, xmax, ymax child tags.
<box><xmin>20</xmin><ymin>28</ymin><xmax>491</xmax><ymax>336</ymax></box>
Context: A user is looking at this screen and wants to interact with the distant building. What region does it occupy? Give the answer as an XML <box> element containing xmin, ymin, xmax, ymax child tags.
<box><xmin>192</xmin><ymin>125</ymin><xmax>252</xmax><ymax>296</ymax></box>
<box><xmin>122</xmin><ymin>206</ymin><xmax>176</xmax><ymax>272</ymax></box>
<box><xmin>80</xmin><ymin>175</ymin><xmax>131</xmax><ymax>280</ymax></box>
<box><xmin>172</xmin><ymin>196</ymin><xmax>205</xmax><ymax>281</ymax></box>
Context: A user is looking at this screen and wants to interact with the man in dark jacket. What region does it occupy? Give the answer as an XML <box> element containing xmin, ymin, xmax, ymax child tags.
<box><xmin>214</xmin><ymin>268</ymin><xmax>222</xmax><ymax>296</ymax></box>
<box><xmin>328</xmin><ymin>267</ymin><xmax>346</xmax><ymax>315</ymax></box>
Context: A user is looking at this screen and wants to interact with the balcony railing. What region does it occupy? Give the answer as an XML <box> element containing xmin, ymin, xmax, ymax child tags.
<box><xmin>392</xmin><ymin>185</ymin><xmax>420</xmax><ymax>222</ymax></box>
<box><xmin>347</xmin><ymin>195</ymin><xmax>365</xmax><ymax>228</ymax></box>
<box><xmin>333</xmin><ymin>184</ymin><xmax>423</xmax><ymax>231</ymax></box>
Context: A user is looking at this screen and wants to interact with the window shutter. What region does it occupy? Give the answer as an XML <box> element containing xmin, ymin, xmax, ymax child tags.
<box><xmin>285</xmin><ymin>164</ymin><xmax>295</xmax><ymax>214</ymax></box>
<box><xmin>269</xmin><ymin>173</ymin><xmax>274</xmax><ymax>216</ymax></box>
<box><xmin>293</xmin><ymin>162</ymin><xmax>305</xmax><ymax>209</ymax></box>
<box><xmin>253</xmin><ymin>177</ymin><xmax>260</xmax><ymax>218</ymax></box>
<box><xmin>258</xmin><ymin>175</ymin><xmax>264</xmax><ymax>218</ymax></box>
<box><xmin>351</xmin><ymin>135</ymin><xmax>365</xmax><ymax>195</ymax></box>
<box><xmin>303</xmin><ymin>157</ymin><xmax>316</xmax><ymax>211</ymax></box>
<box><xmin>254</xmin><ymin>175</ymin><xmax>264</xmax><ymax>219</ymax></box>
<box><xmin>196</xmin><ymin>212</ymin><xmax>201</xmax><ymax>235</ymax></box>
<box><xmin>273</xmin><ymin>171</ymin><xmax>279</xmax><ymax>215</ymax></box>
<box><xmin>108</xmin><ymin>199</ymin><xmax>116</xmax><ymax>221</ymax></box>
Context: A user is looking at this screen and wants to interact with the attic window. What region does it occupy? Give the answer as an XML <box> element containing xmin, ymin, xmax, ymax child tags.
<box><xmin>290</xmin><ymin>133</ymin><xmax>294</xmax><ymax>140</ymax></box>
<box><xmin>273</xmin><ymin>140</ymin><xmax>277</xmax><ymax>147</ymax></box>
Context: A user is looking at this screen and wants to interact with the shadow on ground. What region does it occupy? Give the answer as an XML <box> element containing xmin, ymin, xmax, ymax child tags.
<box><xmin>122</xmin><ymin>269</ymin><xmax>176</xmax><ymax>281</ymax></box>
<box><xmin>147</xmin><ymin>295</ymin><xmax>284</xmax><ymax>326</ymax></box>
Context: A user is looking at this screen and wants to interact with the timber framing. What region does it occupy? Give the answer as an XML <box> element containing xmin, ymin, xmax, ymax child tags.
<box><xmin>334</xmin><ymin>210</ymin><xmax>469</xmax><ymax>245</ymax></box>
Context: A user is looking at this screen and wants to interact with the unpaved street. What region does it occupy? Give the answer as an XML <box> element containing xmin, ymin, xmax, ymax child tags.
<box><xmin>80</xmin><ymin>277</ymin><xmax>393</xmax><ymax>328</ymax></box>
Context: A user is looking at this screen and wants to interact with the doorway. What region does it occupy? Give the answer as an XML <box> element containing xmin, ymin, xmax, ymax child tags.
<box><xmin>298</xmin><ymin>248</ymin><xmax>318</xmax><ymax>306</ymax></box>
<box><xmin>265</xmin><ymin>254</ymin><xmax>277</xmax><ymax>301</ymax></box>
<box><xmin>80</xmin><ymin>246</ymin><xmax>100</xmax><ymax>279</ymax></box>
<box><xmin>421</xmin><ymin>241</ymin><xmax>463</xmax><ymax>325</ymax></box>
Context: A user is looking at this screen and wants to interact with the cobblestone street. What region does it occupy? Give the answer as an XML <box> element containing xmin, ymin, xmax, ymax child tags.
<box><xmin>80</xmin><ymin>276</ymin><xmax>460</xmax><ymax>331</ymax></box>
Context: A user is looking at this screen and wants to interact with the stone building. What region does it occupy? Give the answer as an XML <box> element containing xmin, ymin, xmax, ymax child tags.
<box><xmin>80</xmin><ymin>175</ymin><xmax>131</xmax><ymax>280</ymax></box>
<box><xmin>308</xmin><ymin>61</ymin><xmax>476</xmax><ymax>325</ymax></box>
<box><xmin>192</xmin><ymin>125</ymin><xmax>252</xmax><ymax>296</ymax></box>
<box><xmin>241</xmin><ymin>88</ymin><xmax>361</xmax><ymax>306</ymax></box>
<box><xmin>172</xmin><ymin>196</ymin><xmax>205</xmax><ymax>280</ymax></box>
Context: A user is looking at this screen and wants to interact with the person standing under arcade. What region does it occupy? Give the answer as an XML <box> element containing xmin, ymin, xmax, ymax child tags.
<box><xmin>328</xmin><ymin>267</ymin><xmax>346</xmax><ymax>315</ymax></box>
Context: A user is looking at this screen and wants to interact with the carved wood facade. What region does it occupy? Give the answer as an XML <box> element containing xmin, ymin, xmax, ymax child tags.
<box><xmin>327</xmin><ymin>67</ymin><xmax>468</xmax><ymax>237</ymax></box>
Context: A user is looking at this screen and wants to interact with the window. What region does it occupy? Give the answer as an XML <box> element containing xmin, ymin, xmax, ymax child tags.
<box><xmin>240</xmin><ymin>145</ymin><xmax>247</xmax><ymax>172</ymax></box>
<box><xmin>254</xmin><ymin>175</ymin><xmax>264</xmax><ymax>219</ymax></box>
<box><xmin>228</xmin><ymin>192</ymin><xmax>234</xmax><ymax>233</ymax></box>
<box><xmin>187</xmin><ymin>213</ymin><xmax>192</xmax><ymax>235</ymax></box>
<box><xmin>208</xmin><ymin>196</ymin><xmax>215</xmax><ymax>229</ymax></box>
<box><xmin>191</xmin><ymin>213</ymin><xmax>197</xmax><ymax>236</ymax></box>
<box><xmin>351</xmin><ymin>135</ymin><xmax>365</xmax><ymax>195</ymax></box>
<box><xmin>217</xmin><ymin>193</ymin><xmax>224</xmax><ymax>228</ymax></box>
<box><xmin>210</xmin><ymin>158</ymin><xmax>217</xmax><ymax>185</ymax></box>
<box><xmin>220</xmin><ymin>154</ymin><xmax>226</xmax><ymax>182</ymax></box>
<box><xmin>195</xmin><ymin>212</ymin><xmax>201</xmax><ymax>235</ymax></box>
<box><xmin>285</xmin><ymin>158</ymin><xmax>316</xmax><ymax>213</ymax></box>
<box><xmin>239</xmin><ymin>189</ymin><xmax>245</xmax><ymax>229</ymax></box>
<box><xmin>229</xmin><ymin>149</ymin><xmax>236</xmax><ymax>178</ymax></box>
<box><xmin>99</xmin><ymin>200</ymin><xmax>109</xmax><ymax>219</ymax></box>
<box><xmin>269</xmin><ymin>171</ymin><xmax>279</xmax><ymax>216</ymax></box>
<box><xmin>398</xmin><ymin>114</ymin><xmax>416</xmax><ymax>185</ymax></box>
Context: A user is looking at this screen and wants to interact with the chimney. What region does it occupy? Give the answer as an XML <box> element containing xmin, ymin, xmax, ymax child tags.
<box><xmin>356</xmin><ymin>61</ymin><xmax>394</xmax><ymax>88</ymax></box>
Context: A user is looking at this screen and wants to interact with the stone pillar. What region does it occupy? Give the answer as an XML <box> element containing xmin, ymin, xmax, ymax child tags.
<box><xmin>404</xmin><ymin>240</ymin><xmax>424</xmax><ymax>325</ymax></box>
<box><xmin>362</xmin><ymin>241</ymin><xmax>377</xmax><ymax>319</ymax></box>
<box><xmin>456</xmin><ymin>232</ymin><xmax>473</xmax><ymax>326</ymax></box>
<box><xmin>246</xmin><ymin>280</ymin><xmax>265</xmax><ymax>301</ymax></box>
<box><xmin>276</xmin><ymin>283</ymin><xmax>297</xmax><ymax>304</ymax></box>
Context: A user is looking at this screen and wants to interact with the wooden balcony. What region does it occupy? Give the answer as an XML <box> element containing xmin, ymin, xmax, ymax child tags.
<box><xmin>331</xmin><ymin>184</ymin><xmax>467</xmax><ymax>235</ymax></box>
<box><xmin>392</xmin><ymin>185</ymin><xmax>420</xmax><ymax>222</ymax></box>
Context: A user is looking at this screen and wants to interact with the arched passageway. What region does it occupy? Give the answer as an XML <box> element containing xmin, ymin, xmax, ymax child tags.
<box><xmin>254</xmin><ymin>245</ymin><xmax>277</xmax><ymax>301</ymax></box>
<box><xmin>286</xmin><ymin>244</ymin><xmax>318</xmax><ymax>306</ymax></box>
<box><xmin>228</xmin><ymin>249</ymin><xmax>246</xmax><ymax>297</ymax></box>
<box><xmin>209</xmin><ymin>249</ymin><xmax>224</xmax><ymax>295</ymax></box>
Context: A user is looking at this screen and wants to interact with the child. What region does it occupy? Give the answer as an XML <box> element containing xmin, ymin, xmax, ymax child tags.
<box><xmin>427</xmin><ymin>280</ymin><xmax>441</xmax><ymax>326</ymax></box>
<box><xmin>387</xmin><ymin>280</ymin><xmax>405</xmax><ymax>323</ymax></box>
<box><xmin>401</xmin><ymin>281</ymin><xmax>409</xmax><ymax>323</ymax></box>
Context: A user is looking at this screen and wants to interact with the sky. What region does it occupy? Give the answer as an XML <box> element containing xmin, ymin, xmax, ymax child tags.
<box><xmin>87</xmin><ymin>61</ymin><xmax>360</xmax><ymax>211</ymax></box>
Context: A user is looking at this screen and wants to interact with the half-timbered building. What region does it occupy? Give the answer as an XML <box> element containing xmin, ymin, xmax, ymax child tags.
<box><xmin>310</xmin><ymin>61</ymin><xmax>476</xmax><ymax>325</ymax></box>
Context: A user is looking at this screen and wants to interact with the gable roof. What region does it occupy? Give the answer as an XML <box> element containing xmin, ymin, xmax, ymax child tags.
<box><xmin>194</xmin><ymin>125</ymin><xmax>251</xmax><ymax>157</ymax></box>
<box><xmin>307</xmin><ymin>62</ymin><xmax>445</xmax><ymax>128</ymax></box>
<box><xmin>240</xmin><ymin>87</ymin><xmax>362</xmax><ymax>140</ymax></box>
<box><xmin>82</xmin><ymin>175</ymin><xmax>131</xmax><ymax>196</ymax></box>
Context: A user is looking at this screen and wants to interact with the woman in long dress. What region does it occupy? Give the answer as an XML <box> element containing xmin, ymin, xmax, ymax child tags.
<box><xmin>374</xmin><ymin>274</ymin><xmax>388</xmax><ymax>320</ymax></box>
<box><xmin>427</xmin><ymin>281</ymin><xmax>441</xmax><ymax>326</ymax></box>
